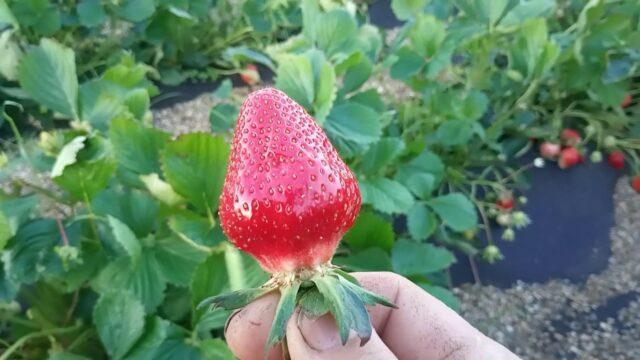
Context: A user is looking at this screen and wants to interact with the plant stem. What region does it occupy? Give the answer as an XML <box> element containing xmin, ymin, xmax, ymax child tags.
<box><xmin>225</xmin><ymin>243</ymin><xmax>246</xmax><ymax>291</ymax></box>
<box><xmin>2</xmin><ymin>101</ymin><xmax>30</xmax><ymax>166</ymax></box>
<box><xmin>0</xmin><ymin>322</ymin><xmax>83</xmax><ymax>360</ymax></box>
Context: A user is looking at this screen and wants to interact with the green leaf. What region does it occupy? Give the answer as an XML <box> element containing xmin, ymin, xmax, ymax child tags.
<box><xmin>454</xmin><ymin>0</ymin><xmax>509</xmax><ymax>26</ymax></box>
<box><xmin>53</xmin><ymin>157</ymin><xmax>117</xmax><ymax>201</ymax></box>
<box><xmin>0</xmin><ymin>212</ymin><xmax>11</xmax><ymax>250</ymax></box>
<box><xmin>18</xmin><ymin>38</ymin><xmax>78</xmax><ymax>119</ymax></box>
<box><xmin>390</xmin><ymin>46</ymin><xmax>424</xmax><ymax>80</ymax></box>
<box><xmin>0</xmin><ymin>0</ymin><xmax>18</xmax><ymax>29</ymax></box>
<box><xmin>360</xmin><ymin>138</ymin><xmax>405</xmax><ymax>175</ymax></box>
<box><xmin>115</xmin><ymin>0</ymin><xmax>156</xmax><ymax>22</ymax></box>
<box><xmin>418</xmin><ymin>284</ymin><xmax>460</xmax><ymax>311</ymax></box>
<box><xmin>405</xmin><ymin>173</ymin><xmax>436</xmax><ymax>199</ymax></box>
<box><xmin>209</xmin><ymin>103</ymin><xmax>238</xmax><ymax>133</ymax></box>
<box><xmin>154</xmin><ymin>235</ymin><xmax>209</xmax><ymax>286</ymax></box>
<box><xmin>139</xmin><ymin>173</ymin><xmax>185</xmax><ymax>207</ymax></box>
<box><xmin>427</xmin><ymin>193</ymin><xmax>477</xmax><ymax>232</ymax></box>
<box><xmin>460</xmin><ymin>90</ymin><xmax>489</xmax><ymax>121</ymax></box>
<box><xmin>436</xmin><ymin>120</ymin><xmax>475</xmax><ymax>146</ymax></box>
<box><xmin>93</xmin><ymin>254</ymin><xmax>167</xmax><ymax>312</ymax></box>
<box><xmin>194</xmin><ymin>309</ymin><xmax>230</xmax><ymax>337</ymax></box>
<box><xmin>341</xmin><ymin>56</ymin><xmax>372</xmax><ymax>95</ymax></box>
<box><xmin>333</xmin><ymin>247</ymin><xmax>393</xmax><ymax>272</ymax></box>
<box><xmin>313</xmin><ymin>59</ymin><xmax>337</xmax><ymax>123</ymax></box>
<box><xmin>265</xmin><ymin>282</ymin><xmax>300</xmax><ymax>352</ymax></box>
<box><xmin>391</xmin><ymin>0</ymin><xmax>427</xmax><ymax>20</ymax></box>
<box><xmin>93</xmin><ymin>188</ymin><xmax>158</xmax><ymax>237</ymax></box>
<box><xmin>275</xmin><ymin>54</ymin><xmax>314</xmax><ymax>109</ymax></box>
<box><xmin>198</xmin><ymin>287</ymin><xmax>272</xmax><ymax>311</ymax></box>
<box><xmin>190</xmin><ymin>253</ymin><xmax>228</xmax><ymax>322</ymax></box>
<box><xmin>77</xmin><ymin>0</ymin><xmax>107</xmax><ymax>27</ymax></box>
<box><xmin>161</xmin><ymin>133</ymin><xmax>229</xmax><ymax>213</ymax></box>
<box><xmin>199</xmin><ymin>338</ymin><xmax>235</xmax><ymax>360</ymax></box>
<box><xmin>0</xmin><ymin>194</ymin><xmax>37</xmax><ymax>245</ymax></box>
<box><xmin>396</xmin><ymin>151</ymin><xmax>445</xmax><ymax>186</ymax></box>
<box><xmin>407</xmin><ymin>202</ymin><xmax>437</xmax><ymax>240</ymax></box>
<box><xmin>11</xmin><ymin>0</ymin><xmax>60</xmax><ymax>35</ymax></box>
<box><xmin>110</xmin><ymin>117</ymin><xmax>170</xmax><ymax>174</ymax></box>
<box><xmin>123</xmin><ymin>317</ymin><xmax>170</xmax><ymax>360</ymax></box>
<box><xmin>360</xmin><ymin>177</ymin><xmax>414</xmax><ymax>214</ymax></box>
<box><xmin>343</xmin><ymin>211</ymin><xmax>394</xmax><ymax>252</ymax></box>
<box><xmin>603</xmin><ymin>55</ymin><xmax>634</xmax><ymax>84</ymax></box>
<box><xmin>152</xmin><ymin>325</ymin><xmax>200</xmax><ymax>360</ymax></box>
<box><xmin>324</xmin><ymin>102</ymin><xmax>381</xmax><ymax>155</ymax></box>
<box><xmin>168</xmin><ymin>213</ymin><xmax>217</xmax><ymax>247</ymax></box>
<box><xmin>93</xmin><ymin>291</ymin><xmax>145</xmax><ymax>360</ymax></box>
<box><xmin>410</xmin><ymin>15</ymin><xmax>446</xmax><ymax>57</ymax></box>
<box><xmin>313</xmin><ymin>9</ymin><xmax>358</xmax><ymax>59</ymax></box>
<box><xmin>223</xmin><ymin>47</ymin><xmax>276</xmax><ymax>71</ymax></box>
<box><xmin>500</xmin><ymin>0</ymin><xmax>555</xmax><ymax>28</ymax></box>
<box><xmin>5</xmin><ymin>219</ymin><xmax>59</xmax><ymax>285</ymax></box>
<box><xmin>211</xmin><ymin>79</ymin><xmax>233</xmax><ymax>99</ymax></box>
<box><xmin>298</xmin><ymin>288</ymin><xmax>329</xmax><ymax>318</ymax></box>
<box><xmin>313</xmin><ymin>276</ymin><xmax>371</xmax><ymax>344</ymax></box>
<box><xmin>51</xmin><ymin>136</ymin><xmax>86</xmax><ymax>178</ymax></box>
<box><xmin>107</xmin><ymin>215</ymin><xmax>142</xmax><ymax>261</ymax></box>
<box><xmin>391</xmin><ymin>240</ymin><xmax>455</xmax><ymax>276</ymax></box>
<box><xmin>48</xmin><ymin>352</ymin><xmax>91</xmax><ymax>360</ymax></box>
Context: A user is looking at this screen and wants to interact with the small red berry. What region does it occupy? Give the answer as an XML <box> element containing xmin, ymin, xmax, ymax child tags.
<box><xmin>607</xmin><ymin>151</ymin><xmax>625</xmax><ymax>170</ymax></box>
<box><xmin>621</xmin><ymin>94</ymin><xmax>632</xmax><ymax>108</ymax></box>
<box><xmin>539</xmin><ymin>141</ymin><xmax>561</xmax><ymax>159</ymax></box>
<box><xmin>631</xmin><ymin>176</ymin><xmax>640</xmax><ymax>193</ymax></box>
<box><xmin>558</xmin><ymin>147</ymin><xmax>581</xmax><ymax>169</ymax></box>
<box><xmin>496</xmin><ymin>197</ymin><xmax>515</xmax><ymax>211</ymax></box>
<box><xmin>560</xmin><ymin>129</ymin><xmax>581</xmax><ymax>146</ymax></box>
<box><xmin>240</xmin><ymin>64</ymin><xmax>260</xmax><ymax>86</ymax></box>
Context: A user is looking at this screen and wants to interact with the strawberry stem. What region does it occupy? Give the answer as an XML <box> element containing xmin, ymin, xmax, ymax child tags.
<box><xmin>198</xmin><ymin>267</ymin><xmax>397</xmax><ymax>355</ymax></box>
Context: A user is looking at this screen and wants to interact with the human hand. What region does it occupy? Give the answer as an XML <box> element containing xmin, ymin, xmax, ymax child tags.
<box><xmin>225</xmin><ymin>272</ymin><xmax>519</xmax><ymax>359</ymax></box>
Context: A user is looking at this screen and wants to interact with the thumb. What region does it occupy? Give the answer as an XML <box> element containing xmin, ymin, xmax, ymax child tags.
<box><xmin>285</xmin><ymin>311</ymin><xmax>397</xmax><ymax>360</ymax></box>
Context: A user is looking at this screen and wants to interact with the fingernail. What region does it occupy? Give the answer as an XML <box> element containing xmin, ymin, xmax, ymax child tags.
<box><xmin>298</xmin><ymin>313</ymin><xmax>343</xmax><ymax>351</ymax></box>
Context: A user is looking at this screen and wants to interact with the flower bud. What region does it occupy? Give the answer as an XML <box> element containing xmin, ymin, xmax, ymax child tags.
<box><xmin>590</xmin><ymin>151</ymin><xmax>602</xmax><ymax>163</ymax></box>
<box><xmin>501</xmin><ymin>228</ymin><xmax>515</xmax><ymax>241</ymax></box>
<box><xmin>482</xmin><ymin>245</ymin><xmax>503</xmax><ymax>263</ymax></box>
<box><xmin>603</xmin><ymin>135</ymin><xmax>617</xmax><ymax>149</ymax></box>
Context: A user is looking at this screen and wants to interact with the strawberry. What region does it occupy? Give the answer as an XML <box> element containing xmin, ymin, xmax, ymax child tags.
<box><xmin>558</xmin><ymin>147</ymin><xmax>581</xmax><ymax>169</ymax></box>
<box><xmin>560</xmin><ymin>128</ymin><xmax>581</xmax><ymax>146</ymax></box>
<box><xmin>496</xmin><ymin>197</ymin><xmax>514</xmax><ymax>211</ymax></box>
<box><xmin>621</xmin><ymin>94</ymin><xmax>632</xmax><ymax>108</ymax></box>
<box><xmin>219</xmin><ymin>87</ymin><xmax>361</xmax><ymax>273</ymax></box>
<box><xmin>239</xmin><ymin>64</ymin><xmax>260</xmax><ymax>85</ymax></box>
<box><xmin>206</xmin><ymin>88</ymin><xmax>394</xmax><ymax>352</ymax></box>
<box><xmin>607</xmin><ymin>151</ymin><xmax>625</xmax><ymax>170</ymax></box>
<box><xmin>631</xmin><ymin>175</ymin><xmax>640</xmax><ymax>193</ymax></box>
<box><xmin>539</xmin><ymin>141</ymin><xmax>561</xmax><ymax>159</ymax></box>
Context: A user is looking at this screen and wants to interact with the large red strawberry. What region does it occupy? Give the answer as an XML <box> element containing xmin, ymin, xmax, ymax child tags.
<box><xmin>607</xmin><ymin>151</ymin><xmax>625</xmax><ymax>170</ymax></box>
<box><xmin>219</xmin><ymin>87</ymin><xmax>361</xmax><ymax>273</ymax></box>
<box><xmin>204</xmin><ymin>88</ymin><xmax>394</xmax><ymax>352</ymax></box>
